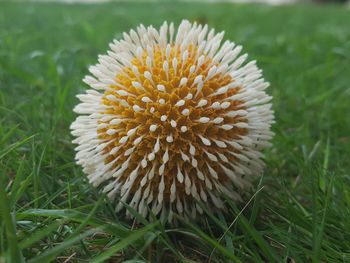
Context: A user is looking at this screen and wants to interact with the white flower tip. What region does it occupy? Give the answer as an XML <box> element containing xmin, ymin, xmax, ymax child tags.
<box><xmin>149</xmin><ymin>124</ymin><xmax>157</xmax><ymax>132</ymax></box>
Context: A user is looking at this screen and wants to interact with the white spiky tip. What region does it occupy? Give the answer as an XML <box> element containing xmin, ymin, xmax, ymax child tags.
<box><xmin>71</xmin><ymin>19</ymin><xmax>275</xmax><ymax>223</ymax></box>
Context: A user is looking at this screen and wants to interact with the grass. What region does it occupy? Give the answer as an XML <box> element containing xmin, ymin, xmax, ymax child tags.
<box><xmin>0</xmin><ymin>1</ymin><xmax>350</xmax><ymax>262</ymax></box>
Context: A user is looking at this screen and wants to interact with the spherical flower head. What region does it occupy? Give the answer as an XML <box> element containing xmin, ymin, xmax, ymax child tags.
<box><xmin>71</xmin><ymin>20</ymin><xmax>274</xmax><ymax>223</ymax></box>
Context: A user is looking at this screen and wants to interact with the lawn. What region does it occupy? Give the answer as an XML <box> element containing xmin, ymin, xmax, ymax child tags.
<box><xmin>0</xmin><ymin>1</ymin><xmax>350</xmax><ymax>262</ymax></box>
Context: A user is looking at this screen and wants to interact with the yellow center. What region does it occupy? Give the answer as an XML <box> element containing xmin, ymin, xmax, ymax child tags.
<box><xmin>98</xmin><ymin>44</ymin><xmax>247</xmax><ymax>200</ymax></box>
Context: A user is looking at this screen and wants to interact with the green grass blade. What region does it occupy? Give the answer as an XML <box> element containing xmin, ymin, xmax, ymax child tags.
<box><xmin>0</xmin><ymin>135</ymin><xmax>35</xmax><ymax>160</ymax></box>
<box><xmin>0</xmin><ymin>124</ymin><xmax>20</xmax><ymax>145</ymax></box>
<box><xmin>28</xmin><ymin>228</ymin><xmax>99</xmax><ymax>263</ymax></box>
<box><xmin>90</xmin><ymin>222</ymin><xmax>159</xmax><ymax>263</ymax></box>
<box><xmin>9</xmin><ymin>156</ymin><xmax>27</xmax><ymax>208</ymax></box>
<box><xmin>320</xmin><ymin>135</ymin><xmax>330</xmax><ymax>192</ymax></box>
<box><xmin>121</xmin><ymin>201</ymin><xmax>149</xmax><ymax>226</ymax></box>
<box><xmin>178</xmin><ymin>217</ymin><xmax>243</xmax><ymax>263</ymax></box>
<box><xmin>230</xmin><ymin>205</ymin><xmax>280</xmax><ymax>262</ymax></box>
<box><xmin>71</xmin><ymin>197</ymin><xmax>104</xmax><ymax>237</ymax></box>
<box><xmin>12</xmin><ymin>172</ymin><xmax>33</xmax><ymax>208</ymax></box>
<box><xmin>19</xmin><ymin>220</ymin><xmax>64</xmax><ymax>249</ymax></box>
<box><xmin>17</xmin><ymin>209</ymin><xmax>130</xmax><ymax>237</ymax></box>
<box><xmin>312</xmin><ymin>172</ymin><xmax>334</xmax><ymax>263</ymax></box>
<box><xmin>0</xmin><ymin>173</ymin><xmax>24</xmax><ymax>263</ymax></box>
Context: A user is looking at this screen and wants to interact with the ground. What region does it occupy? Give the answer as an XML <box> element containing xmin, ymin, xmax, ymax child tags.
<box><xmin>0</xmin><ymin>2</ymin><xmax>349</xmax><ymax>262</ymax></box>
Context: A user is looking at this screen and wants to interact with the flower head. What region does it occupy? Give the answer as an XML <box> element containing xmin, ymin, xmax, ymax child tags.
<box><xmin>71</xmin><ymin>20</ymin><xmax>274</xmax><ymax>222</ymax></box>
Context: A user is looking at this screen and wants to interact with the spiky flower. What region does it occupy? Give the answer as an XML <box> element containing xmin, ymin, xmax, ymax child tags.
<box><xmin>71</xmin><ymin>20</ymin><xmax>274</xmax><ymax>222</ymax></box>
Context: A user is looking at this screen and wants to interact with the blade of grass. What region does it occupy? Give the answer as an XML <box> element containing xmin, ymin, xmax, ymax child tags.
<box><xmin>0</xmin><ymin>134</ymin><xmax>35</xmax><ymax>160</ymax></box>
<box><xmin>0</xmin><ymin>123</ymin><xmax>20</xmax><ymax>145</ymax></box>
<box><xmin>249</xmin><ymin>175</ymin><xmax>265</xmax><ymax>225</ymax></box>
<box><xmin>70</xmin><ymin>197</ymin><xmax>104</xmax><ymax>237</ymax></box>
<box><xmin>19</xmin><ymin>219</ymin><xmax>65</xmax><ymax>249</ymax></box>
<box><xmin>147</xmin><ymin>207</ymin><xmax>185</xmax><ymax>260</ymax></box>
<box><xmin>0</xmin><ymin>172</ymin><xmax>24</xmax><ymax>263</ymax></box>
<box><xmin>17</xmin><ymin>209</ymin><xmax>130</xmax><ymax>237</ymax></box>
<box><xmin>312</xmin><ymin>171</ymin><xmax>334</xmax><ymax>263</ymax></box>
<box><xmin>28</xmin><ymin>228</ymin><xmax>99</xmax><ymax>263</ymax></box>
<box><xmin>228</xmin><ymin>204</ymin><xmax>280</xmax><ymax>262</ymax></box>
<box><xmin>209</xmin><ymin>187</ymin><xmax>265</xmax><ymax>262</ymax></box>
<box><xmin>33</xmin><ymin>141</ymin><xmax>47</xmax><ymax>209</ymax></box>
<box><xmin>9</xmin><ymin>156</ymin><xmax>27</xmax><ymax>208</ymax></box>
<box><xmin>177</xmin><ymin>216</ymin><xmax>242</xmax><ymax>263</ymax></box>
<box><xmin>121</xmin><ymin>201</ymin><xmax>149</xmax><ymax>226</ymax></box>
<box><xmin>90</xmin><ymin>222</ymin><xmax>159</xmax><ymax>263</ymax></box>
<box><xmin>320</xmin><ymin>135</ymin><xmax>330</xmax><ymax>192</ymax></box>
